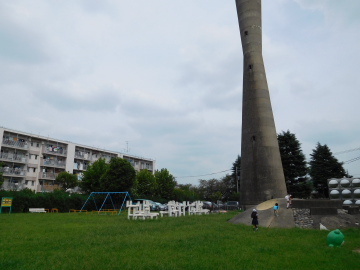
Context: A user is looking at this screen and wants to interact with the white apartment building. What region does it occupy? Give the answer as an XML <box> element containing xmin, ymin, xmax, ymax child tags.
<box><xmin>0</xmin><ymin>127</ymin><xmax>155</xmax><ymax>192</ymax></box>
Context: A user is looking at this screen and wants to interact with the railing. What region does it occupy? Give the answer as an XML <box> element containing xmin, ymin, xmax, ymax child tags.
<box><xmin>75</xmin><ymin>152</ymin><xmax>91</xmax><ymax>160</ymax></box>
<box><xmin>42</xmin><ymin>160</ymin><xmax>66</xmax><ymax>168</ymax></box>
<box><xmin>2</xmin><ymin>139</ymin><xmax>29</xmax><ymax>149</ymax></box>
<box><xmin>140</xmin><ymin>165</ymin><xmax>153</xmax><ymax>171</ymax></box>
<box><xmin>3</xmin><ymin>183</ymin><xmax>25</xmax><ymax>191</ymax></box>
<box><xmin>42</xmin><ymin>148</ymin><xmax>67</xmax><ymax>156</ymax></box>
<box><xmin>39</xmin><ymin>172</ymin><xmax>58</xmax><ymax>180</ymax></box>
<box><xmin>0</xmin><ymin>153</ymin><xmax>27</xmax><ymax>163</ymax></box>
<box><xmin>0</xmin><ymin>167</ymin><xmax>26</xmax><ymax>176</ymax></box>
<box><xmin>37</xmin><ymin>184</ymin><xmax>61</xmax><ymax>192</ymax></box>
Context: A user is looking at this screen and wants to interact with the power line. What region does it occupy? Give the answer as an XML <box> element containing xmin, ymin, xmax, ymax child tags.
<box><xmin>175</xmin><ymin>147</ymin><xmax>360</xmax><ymax>179</ymax></box>
<box><xmin>334</xmin><ymin>147</ymin><xmax>360</xmax><ymax>155</ymax></box>
<box><xmin>343</xmin><ymin>155</ymin><xmax>360</xmax><ymax>164</ymax></box>
<box><xmin>175</xmin><ymin>169</ymin><xmax>232</xmax><ymax>179</ymax></box>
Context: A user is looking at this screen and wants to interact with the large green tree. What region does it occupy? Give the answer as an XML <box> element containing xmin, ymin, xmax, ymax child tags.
<box><xmin>133</xmin><ymin>169</ymin><xmax>156</xmax><ymax>198</ymax></box>
<box><xmin>56</xmin><ymin>171</ymin><xmax>78</xmax><ymax>191</ymax></box>
<box><xmin>309</xmin><ymin>143</ymin><xmax>347</xmax><ymax>198</ymax></box>
<box><xmin>278</xmin><ymin>130</ymin><xmax>311</xmax><ymax>198</ymax></box>
<box><xmin>155</xmin><ymin>168</ymin><xmax>176</xmax><ymax>200</ymax></box>
<box><xmin>101</xmin><ymin>157</ymin><xmax>136</xmax><ymax>192</ymax></box>
<box><xmin>80</xmin><ymin>158</ymin><xmax>108</xmax><ymax>193</ymax></box>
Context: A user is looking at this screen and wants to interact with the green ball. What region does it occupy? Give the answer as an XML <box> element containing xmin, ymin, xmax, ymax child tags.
<box><xmin>326</xmin><ymin>229</ymin><xmax>345</xmax><ymax>247</ymax></box>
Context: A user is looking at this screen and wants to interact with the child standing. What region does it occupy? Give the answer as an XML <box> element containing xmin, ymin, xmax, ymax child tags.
<box><xmin>285</xmin><ymin>194</ymin><xmax>290</xmax><ymax>208</ymax></box>
<box><xmin>251</xmin><ymin>209</ymin><xmax>259</xmax><ymax>231</ymax></box>
<box><xmin>273</xmin><ymin>203</ymin><xmax>279</xmax><ymax>216</ymax></box>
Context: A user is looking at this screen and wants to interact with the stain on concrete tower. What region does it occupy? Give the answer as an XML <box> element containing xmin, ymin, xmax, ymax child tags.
<box><xmin>235</xmin><ymin>0</ymin><xmax>287</xmax><ymax>207</ymax></box>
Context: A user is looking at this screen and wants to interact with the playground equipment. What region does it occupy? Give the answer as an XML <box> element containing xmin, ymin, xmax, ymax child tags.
<box><xmin>126</xmin><ymin>200</ymin><xmax>210</xmax><ymax>220</ymax></box>
<box><xmin>81</xmin><ymin>192</ymin><xmax>131</xmax><ymax>215</ymax></box>
<box><xmin>126</xmin><ymin>200</ymin><xmax>159</xmax><ymax>220</ymax></box>
<box><xmin>327</xmin><ymin>229</ymin><xmax>345</xmax><ymax>247</ymax></box>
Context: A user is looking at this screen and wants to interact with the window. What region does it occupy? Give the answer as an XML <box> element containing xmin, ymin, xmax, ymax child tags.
<box><xmin>31</xmin><ymin>181</ymin><xmax>34</xmax><ymax>186</ymax></box>
<box><xmin>33</xmin><ymin>168</ymin><xmax>36</xmax><ymax>173</ymax></box>
<box><xmin>35</xmin><ymin>155</ymin><xmax>38</xmax><ymax>160</ymax></box>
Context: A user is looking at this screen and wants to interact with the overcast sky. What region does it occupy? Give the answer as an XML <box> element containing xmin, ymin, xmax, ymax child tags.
<box><xmin>1</xmin><ymin>0</ymin><xmax>359</xmax><ymax>185</ymax></box>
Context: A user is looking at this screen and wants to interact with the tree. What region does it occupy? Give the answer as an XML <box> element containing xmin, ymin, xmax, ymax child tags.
<box><xmin>155</xmin><ymin>168</ymin><xmax>176</xmax><ymax>200</ymax></box>
<box><xmin>278</xmin><ymin>130</ymin><xmax>310</xmax><ymax>198</ymax></box>
<box><xmin>56</xmin><ymin>171</ymin><xmax>78</xmax><ymax>191</ymax></box>
<box><xmin>101</xmin><ymin>157</ymin><xmax>136</xmax><ymax>192</ymax></box>
<box><xmin>80</xmin><ymin>158</ymin><xmax>108</xmax><ymax>193</ymax></box>
<box><xmin>220</xmin><ymin>174</ymin><xmax>239</xmax><ymax>201</ymax></box>
<box><xmin>309</xmin><ymin>143</ymin><xmax>347</xmax><ymax>198</ymax></box>
<box><xmin>133</xmin><ymin>169</ymin><xmax>156</xmax><ymax>198</ymax></box>
<box><xmin>231</xmin><ymin>155</ymin><xmax>241</xmax><ymax>195</ymax></box>
<box><xmin>173</xmin><ymin>184</ymin><xmax>200</xmax><ymax>202</ymax></box>
<box><xmin>196</xmin><ymin>175</ymin><xmax>236</xmax><ymax>202</ymax></box>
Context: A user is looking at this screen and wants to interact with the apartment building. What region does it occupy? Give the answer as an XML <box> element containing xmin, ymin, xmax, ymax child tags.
<box><xmin>0</xmin><ymin>127</ymin><xmax>155</xmax><ymax>192</ymax></box>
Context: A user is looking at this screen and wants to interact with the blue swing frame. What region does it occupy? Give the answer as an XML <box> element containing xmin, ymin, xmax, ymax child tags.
<box><xmin>80</xmin><ymin>192</ymin><xmax>132</xmax><ymax>215</ymax></box>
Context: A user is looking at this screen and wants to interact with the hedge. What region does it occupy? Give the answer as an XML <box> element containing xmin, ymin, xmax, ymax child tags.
<box><xmin>0</xmin><ymin>189</ymin><xmax>87</xmax><ymax>213</ymax></box>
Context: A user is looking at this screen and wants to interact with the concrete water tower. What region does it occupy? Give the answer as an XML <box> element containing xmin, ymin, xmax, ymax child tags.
<box><xmin>235</xmin><ymin>0</ymin><xmax>287</xmax><ymax>208</ymax></box>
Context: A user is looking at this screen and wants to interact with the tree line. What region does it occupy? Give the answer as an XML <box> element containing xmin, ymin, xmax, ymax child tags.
<box><xmin>54</xmin><ymin>157</ymin><xmax>177</xmax><ymax>203</ymax></box>
<box><xmin>172</xmin><ymin>130</ymin><xmax>350</xmax><ymax>201</ymax></box>
<box><xmin>0</xmin><ymin>130</ymin><xmax>350</xmax><ymax>202</ymax></box>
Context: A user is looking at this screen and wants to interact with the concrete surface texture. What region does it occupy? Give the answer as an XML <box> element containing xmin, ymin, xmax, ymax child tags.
<box><xmin>229</xmin><ymin>198</ymin><xmax>295</xmax><ymax>228</ymax></box>
<box><xmin>235</xmin><ymin>0</ymin><xmax>287</xmax><ymax>208</ymax></box>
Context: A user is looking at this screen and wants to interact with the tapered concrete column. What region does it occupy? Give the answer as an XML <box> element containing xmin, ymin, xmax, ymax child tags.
<box><xmin>235</xmin><ymin>0</ymin><xmax>287</xmax><ymax>208</ymax></box>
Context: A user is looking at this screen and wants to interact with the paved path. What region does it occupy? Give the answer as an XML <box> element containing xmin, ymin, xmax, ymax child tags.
<box><xmin>229</xmin><ymin>198</ymin><xmax>296</xmax><ymax>228</ymax></box>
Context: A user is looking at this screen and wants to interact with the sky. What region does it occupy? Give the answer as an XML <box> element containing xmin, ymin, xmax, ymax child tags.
<box><xmin>1</xmin><ymin>0</ymin><xmax>360</xmax><ymax>185</ymax></box>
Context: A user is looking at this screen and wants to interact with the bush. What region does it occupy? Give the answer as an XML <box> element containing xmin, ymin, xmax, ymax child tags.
<box><xmin>0</xmin><ymin>190</ymin><xmax>87</xmax><ymax>213</ymax></box>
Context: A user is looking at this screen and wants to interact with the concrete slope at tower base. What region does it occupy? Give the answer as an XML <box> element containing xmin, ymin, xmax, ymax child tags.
<box><xmin>229</xmin><ymin>198</ymin><xmax>295</xmax><ymax>228</ymax></box>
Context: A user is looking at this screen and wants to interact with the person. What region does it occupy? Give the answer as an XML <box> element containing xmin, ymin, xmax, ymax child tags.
<box><xmin>273</xmin><ymin>203</ymin><xmax>279</xmax><ymax>216</ymax></box>
<box><xmin>251</xmin><ymin>209</ymin><xmax>259</xmax><ymax>231</ymax></box>
<box><xmin>289</xmin><ymin>195</ymin><xmax>293</xmax><ymax>208</ymax></box>
<box><xmin>285</xmin><ymin>194</ymin><xmax>290</xmax><ymax>209</ymax></box>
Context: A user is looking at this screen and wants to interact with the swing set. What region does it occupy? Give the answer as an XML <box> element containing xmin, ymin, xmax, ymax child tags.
<box><xmin>80</xmin><ymin>192</ymin><xmax>132</xmax><ymax>215</ymax></box>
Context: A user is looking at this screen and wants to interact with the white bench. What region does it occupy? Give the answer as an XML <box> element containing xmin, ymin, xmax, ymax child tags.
<box><xmin>29</xmin><ymin>208</ymin><xmax>47</xmax><ymax>213</ymax></box>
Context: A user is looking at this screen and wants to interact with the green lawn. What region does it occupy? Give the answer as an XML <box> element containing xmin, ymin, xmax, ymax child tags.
<box><xmin>0</xmin><ymin>211</ymin><xmax>359</xmax><ymax>270</ymax></box>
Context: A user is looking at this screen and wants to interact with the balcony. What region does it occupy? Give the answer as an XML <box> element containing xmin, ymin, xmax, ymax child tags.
<box><xmin>42</xmin><ymin>147</ymin><xmax>67</xmax><ymax>156</ymax></box>
<box><xmin>36</xmin><ymin>184</ymin><xmax>61</xmax><ymax>192</ymax></box>
<box><xmin>75</xmin><ymin>152</ymin><xmax>91</xmax><ymax>160</ymax></box>
<box><xmin>3</xmin><ymin>182</ymin><xmax>26</xmax><ymax>191</ymax></box>
<box><xmin>39</xmin><ymin>172</ymin><xmax>58</xmax><ymax>180</ymax></box>
<box><xmin>0</xmin><ymin>153</ymin><xmax>27</xmax><ymax>163</ymax></box>
<box><xmin>73</xmin><ymin>164</ymin><xmax>88</xmax><ymax>171</ymax></box>
<box><xmin>2</xmin><ymin>139</ymin><xmax>29</xmax><ymax>149</ymax></box>
<box><xmin>41</xmin><ymin>159</ymin><xmax>66</xmax><ymax>168</ymax></box>
<box><xmin>0</xmin><ymin>167</ymin><xmax>26</xmax><ymax>177</ymax></box>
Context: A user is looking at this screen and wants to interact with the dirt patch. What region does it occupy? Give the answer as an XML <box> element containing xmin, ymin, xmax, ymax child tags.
<box><xmin>312</xmin><ymin>212</ymin><xmax>360</xmax><ymax>230</ymax></box>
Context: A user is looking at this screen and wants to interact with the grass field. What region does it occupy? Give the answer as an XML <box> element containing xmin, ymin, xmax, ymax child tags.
<box><xmin>0</xmin><ymin>211</ymin><xmax>359</xmax><ymax>270</ymax></box>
